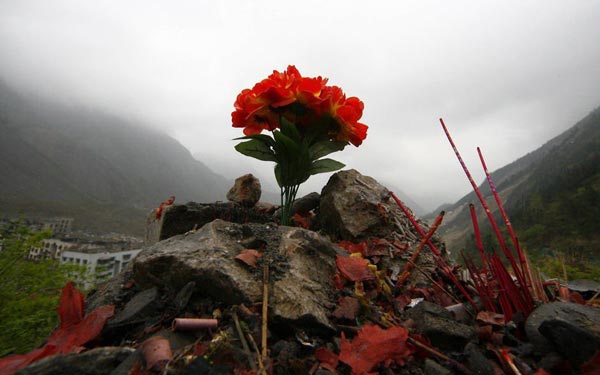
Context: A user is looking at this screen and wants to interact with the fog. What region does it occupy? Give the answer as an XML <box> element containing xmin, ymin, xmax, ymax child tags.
<box><xmin>1</xmin><ymin>1</ymin><xmax>599</xmax><ymax>211</ymax></box>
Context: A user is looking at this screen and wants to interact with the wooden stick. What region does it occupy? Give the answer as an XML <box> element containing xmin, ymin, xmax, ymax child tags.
<box><xmin>440</xmin><ymin>119</ymin><xmax>530</xmax><ymax>306</ymax></box>
<box><xmin>405</xmin><ymin>259</ymin><xmax>467</xmax><ymax>311</ymax></box>
<box><xmin>397</xmin><ymin>211</ymin><xmax>445</xmax><ymax>286</ymax></box>
<box><xmin>233</xmin><ymin>311</ymin><xmax>257</xmax><ymax>372</ymax></box>
<box><xmin>247</xmin><ymin>332</ymin><xmax>266</xmax><ymax>375</ymax></box>
<box><xmin>477</xmin><ymin>147</ymin><xmax>534</xmax><ymax>296</ymax></box>
<box><xmin>390</xmin><ymin>191</ymin><xmax>478</xmax><ymax>311</ymax></box>
<box><xmin>261</xmin><ymin>264</ymin><xmax>269</xmax><ymax>362</ymax></box>
<box><xmin>407</xmin><ymin>337</ymin><xmax>471</xmax><ymax>374</ymax></box>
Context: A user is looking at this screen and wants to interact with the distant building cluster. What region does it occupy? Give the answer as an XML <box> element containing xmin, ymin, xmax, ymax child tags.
<box><xmin>4</xmin><ymin>216</ymin><xmax>144</xmax><ymax>286</ymax></box>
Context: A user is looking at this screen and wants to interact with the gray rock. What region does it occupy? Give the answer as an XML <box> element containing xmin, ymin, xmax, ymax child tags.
<box><xmin>85</xmin><ymin>262</ymin><xmax>133</xmax><ymax>315</ymax></box>
<box><xmin>16</xmin><ymin>347</ymin><xmax>134</xmax><ymax>375</ymax></box>
<box><xmin>107</xmin><ymin>287</ymin><xmax>159</xmax><ymax>327</ymax></box>
<box><xmin>319</xmin><ymin>170</ymin><xmax>444</xmax><ymax>285</ymax></box>
<box><xmin>404</xmin><ymin>301</ymin><xmax>476</xmax><ymax>351</ymax></box>
<box><xmin>525</xmin><ymin>302</ymin><xmax>600</xmax><ymax>355</ymax></box>
<box><xmin>404</xmin><ymin>301</ymin><xmax>453</xmax><ymax>320</ymax></box>
<box><xmin>144</xmin><ymin>202</ymin><xmax>272</xmax><ymax>245</ymax></box>
<box><xmin>227</xmin><ymin>174</ymin><xmax>262</xmax><ymax>207</ymax></box>
<box><xmin>465</xmin><ymin>342</ymin><xmax>494</xmax><ymax>375</ymax></box>
<box><xmin>539</xmin><ymin>318</ymin><xmax>600</xmax><ymax>367</ymax></box>
<box><xmin>134</xmin><ymin>219</ymin><xmax>339</xmax><ymax>330</ymax></box>
<box><xmin>319</xmin><ymin>169</ymin><xmax>426</xmax><ymax>242</ymax></box>
<box><xmin>423</xmin><ymin>358</ymin><xmax>453</xmax><ymax>375</ymax></box>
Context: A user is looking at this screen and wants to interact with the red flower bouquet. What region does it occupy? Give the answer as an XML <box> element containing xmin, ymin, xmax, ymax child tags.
<box><xmin>232</xmin><ymin>65</ymin><xmax>368</xmax><ymax>224</ymax></box>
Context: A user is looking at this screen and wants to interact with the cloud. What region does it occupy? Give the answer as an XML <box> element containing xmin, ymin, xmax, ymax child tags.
<box><xmin>1</xmin><ymin>0</ymin><xmax>599</xmax><ymax>212</ymax></box>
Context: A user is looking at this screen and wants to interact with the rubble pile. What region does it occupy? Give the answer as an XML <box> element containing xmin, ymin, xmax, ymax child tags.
<box><xmin>3</xmin><ymin>170</ymin><xmax>600</xmax><ymax>375</ymax></box>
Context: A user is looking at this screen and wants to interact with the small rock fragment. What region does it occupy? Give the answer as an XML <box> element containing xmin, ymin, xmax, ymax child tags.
<box><xmin>227</xmin><ymin>174</ymin><xmax>261</xmax><ymax>207</ymax></box>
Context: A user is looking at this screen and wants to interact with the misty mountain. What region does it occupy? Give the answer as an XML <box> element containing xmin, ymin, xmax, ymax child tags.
<box><xmin>435</xmin><ymin>106</ymin><xmax>599</xmax><ymax>260</ymax></box>
<box><xmin>0</xmin><ymin>81</ymin><xmax>230</xmax><ymax>234</ymax></box>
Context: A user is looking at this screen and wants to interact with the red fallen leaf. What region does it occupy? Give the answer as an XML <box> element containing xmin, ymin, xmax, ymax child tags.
<box><xmin>394</xmin><ymin>294</ymin><xmax>412</xmax><ymax>310</ymax></box>
<box><xmin>337</xmin><ymin>241</ymin><xmax>369</xmax><ymax>256</ymax></box>
<box><xmin>339</xmin><ymin>324</ymin><xmax>414</xmax><ymax>374</ymax></box>
<box><xmin>476</xmin><ymin>311</ymin><xmax>506</xmax><ymax>326</ymax></box>
<box><xmin>292</xmin><ymin>212</ymin><xmax>312</xmax><ymax>229</ymax></box>
<box><xmin>581</xmin><ymin>350</ymin><xmax>600</xmax><ymax>375</ymax></box>
<box><xmin>409</xmin><ymin>287</ymin><xmax>432</xmax><ymax>300</ymax></box>
<box><xmin>235</xmin><ymin>249</ymin><xmax>262</xmax><ymax>268</ymax></box>
<box><xmin>332</xmin><ymin>296</ymin><xmax>360</xmax><ymax>320</ymax></box>
<box><xmin>194</xmin><ymin>342</ymin><xmax>209</xmax><ymax>356</ymax></box>
<box><xmin>333</xmin><ymin>272</ymin><xmax>345</xmax><ymax>290</ymax></box>
<box><xmin>0</xmin><ymin>282</ymin><xmax>114</xmax><ymax>375</ymax></box>
<box><xmin>392</xmin><ymin>241</ymin><xmax>409</xmax><ymax>252</ymax></box>
<box><xmin>477</xmin><ymin>325</ymin><xmax>493</xmax><ymax>342</ymax></box>
<box><xmin>194</xmin><ymin>342</ymin><xmax>208</xmax><ymax>357</ymax></box>
<box><xmin>367</xmin><ymin>238</ymin><xmax>389</xmax><ymax>256</ymax></box>
<box><xmin>315</xmin><ymin>347</ymin><xmax>339</xmax><ymax>373</ymax></box>
<box><xmin>570</xmin><ymin>291</ymin><xmax>585</xmax><ymax>305</ymax></box>
<box><xmin>336</xmin><ymin>255</ymin><xmax>375</xmax><ymax>282</ymax></box>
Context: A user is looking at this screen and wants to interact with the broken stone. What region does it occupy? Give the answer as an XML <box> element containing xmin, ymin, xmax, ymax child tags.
<box><xmin>85</xmin><ymin>263</ymin><xmax>134</xmax><ymax>315</ymax></box>
<box><xmin>465</xmin><ymin>342</ymin><xmax>494</xmax><ymax>375</ymax></box>
<box><xmin>423</xmin><ymin>358</ymin><xmax>453</xmax><ymax>375</ymax></box>
<box><xmin>525</xmin><ymin>301</ymin><xmax>600</xmax><ymax>355</ymax></box>
<box><xmin>107</xmin><ymin>287</ymin><xmax>159</xmax><ymax>328</ymax></box>
<box><xmin>16</xmin><ymin>347</ymin><xmax>134</xmax><ymax>375</ymax></box>
<box><xmin>134</xmin><ymin>219</ymin><xmax>338</xmax><ymax>331</ymax></box>
<box><xmin>318</xmin><ymin>169</ymin><xmax>444</xmax><ymax>285</ymax></box>
<box><xmin>403</xmin><ymin>301</ymin><xmax>476</xmax><ymax>351</ymax></box>
<box><xmin>226</xmin><ymin>174</ymin><xmax>262</xmax><ymax>207</ymax></box>
<box><xmin>144</xmin><ymin>202</ymin><xmax>273</xmax><ymax>245</ymax></box>
<box><xmin>539</xmin><ymin>318</ymin><xmax>600</xmax><ymax>368</ymax></box>
<box><xmin>320</xmin><ymin>169</ymin><xmax>428</xmax><ymax>242</ymax></box>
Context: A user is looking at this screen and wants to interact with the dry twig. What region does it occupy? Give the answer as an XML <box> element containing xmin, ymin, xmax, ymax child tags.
<box><xmin>262</xmin><ymin>264</ymin><xmax>269</xmax><ymax>362</ymax></box>
<box><xmin>233</xmin><ymin>311</ymin><xmax>256</xmax><ymax>372</ymax></box>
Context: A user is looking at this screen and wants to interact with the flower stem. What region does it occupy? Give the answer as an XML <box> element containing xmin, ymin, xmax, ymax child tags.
<box><xmin>280</xmin><ymin>184</ymin><xmax>299</xmax><ymax>226</ymax></box>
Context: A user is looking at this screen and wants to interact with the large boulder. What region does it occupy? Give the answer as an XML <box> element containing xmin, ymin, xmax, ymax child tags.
<box><xmin>319</xmin><ymin>169</ymin><xmax>444</xmax><ymax>285</ymax></box>
<box><xmin>319</xmin><ymin>169</ymin><xmax>437</xmax><ymax>245</ymax></box>
<box><xmin>134</xmin><ymin>219</ymin><xmax>342</xmax><ymax>331</ymax></box>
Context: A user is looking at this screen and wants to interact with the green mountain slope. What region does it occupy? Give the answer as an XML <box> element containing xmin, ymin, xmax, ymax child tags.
<box><xmin>436</xmin><ymin>107</ymin><xmax>600</xmax><ymax>278</ymax></box>
<box><xmin>0</xmin><ymin>81</ymin><xmax>230</xmax><ymax>235</ymax></box>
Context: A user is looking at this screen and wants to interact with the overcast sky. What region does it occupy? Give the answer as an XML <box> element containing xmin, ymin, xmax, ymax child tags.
<box><xmin>1</xmin><ymin>1</ymin><xmax>599</xmax><ymax>211</ymax></box>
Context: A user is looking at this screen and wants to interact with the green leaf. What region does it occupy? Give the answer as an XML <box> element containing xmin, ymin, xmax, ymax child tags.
<box><xmin>309</xmin><ymin>141</ymin><xmax>347</xmax><ymax>160</ymax></box>
<box><xmin>273</xmin><ymin>130</ymin><xmax>301</xmax><ymax>157</ymax></box>
<box><xmin>310</xmin><ymin>158</ymin><xmax>345</xmax><ymax>175</ymax></box>
<box><xmin>233</xmin><ymin>134</ymin><xmax>276</xmax><ymax>147</ymax></box>
<box><xmin>274</xmin><ymin>164</ymin><xmax>283</xmax><ymax>187</ymax></box>
<box><xmin>234</xmin><ymin>140</ymin><xmax>277</xmax><ymax>162</ymax></box>
<box><xmin>280</xmin><ymin>117</ymin><xmax>301</xmax><ymax>142</ymax></box>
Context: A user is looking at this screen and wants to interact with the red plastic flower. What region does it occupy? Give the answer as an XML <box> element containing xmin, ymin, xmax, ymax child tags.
<box><xmin>232</xmin><ymin>65</ymin><xmax>368</xmax><ymax>145</ymax></box>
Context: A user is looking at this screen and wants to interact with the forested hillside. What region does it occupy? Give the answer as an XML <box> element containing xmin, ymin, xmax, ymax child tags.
<box><xmin>438</xmin><ymin>107</ymin><xmax>599</xmax><ymax>279</ymax></box>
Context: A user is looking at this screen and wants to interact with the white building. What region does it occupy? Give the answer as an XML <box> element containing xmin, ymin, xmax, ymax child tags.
<box><xmin>41</xmin><ymin>217</ymin><xmax>73</xmax><ymax>235</ymax></box>
<box><xmin>28</xmin><ymin>238</ymin><xmax>76</xmax><ymax>261</ymax></box>
<box><xmin>61</xmin><ymin>247</ymin><xmax>142</xmax><ymax>285</ymax></box>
